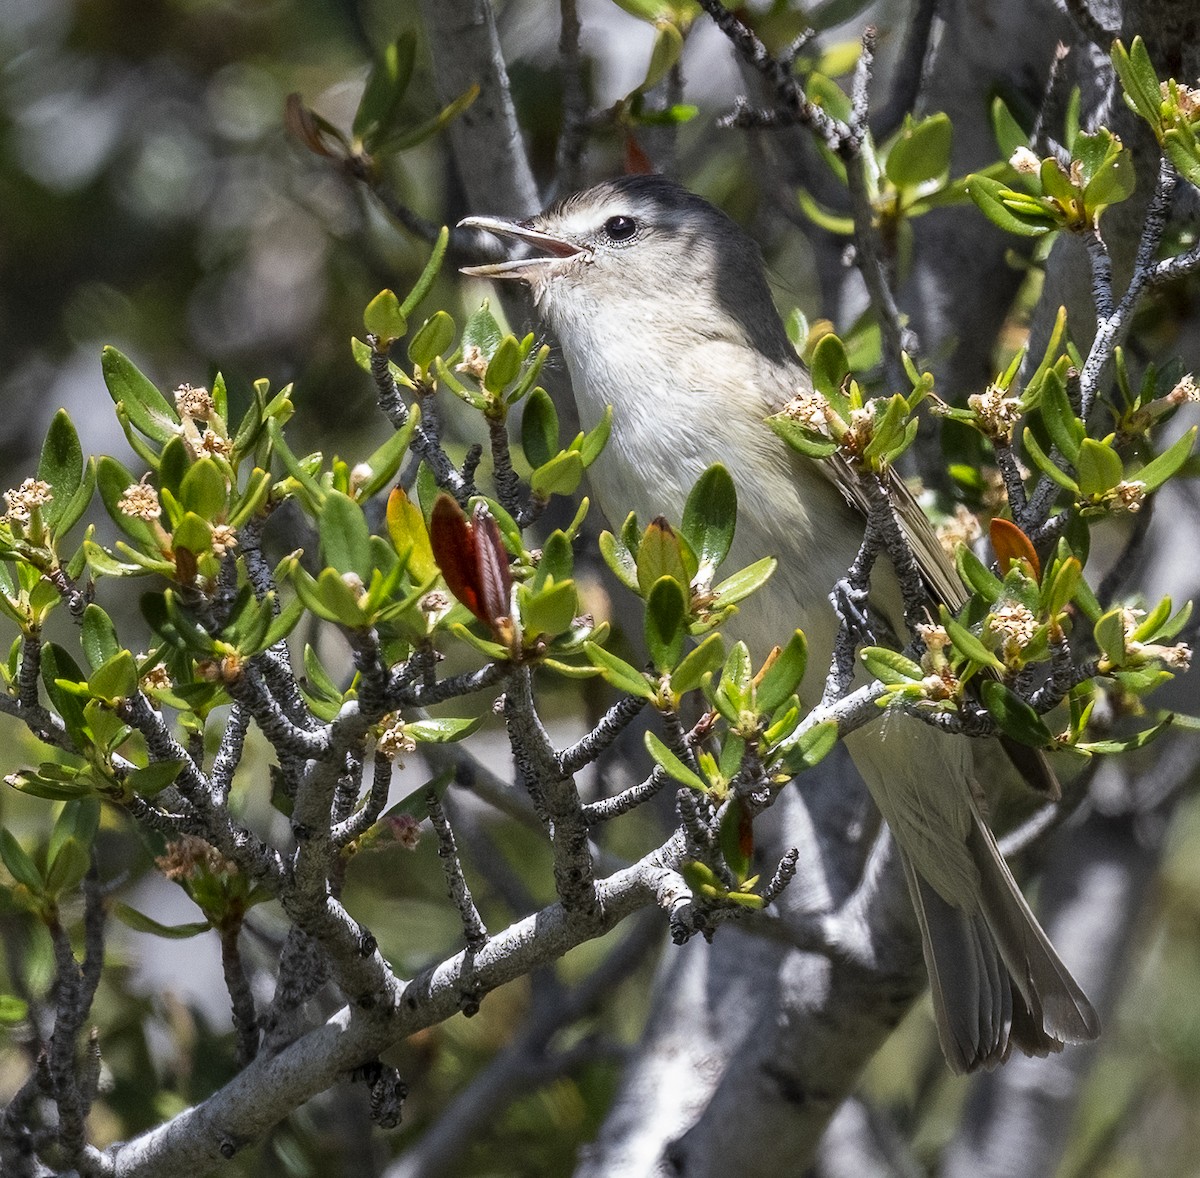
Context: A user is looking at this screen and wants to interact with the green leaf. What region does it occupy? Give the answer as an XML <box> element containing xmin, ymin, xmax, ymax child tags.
<box><xmin>991</xmin><ymin>96</ymin><xmax>1029</xmax><ymax>160</ymax></box>
<box><xmin>1111</xmin><ymin>37</ymin><xmax>1164</xmax><ymax>132</ymax></box>
<box><xmin>44</xmin><ymin>838</ymin><xmax>91</xmax><ymax>896</ymax></box>
<box><xmin>712</xmin><ymin>557</ymin><xmax>776</xmax><ymax>607</ymax></box>
<box><xmin>1094</xmin><ymin>608</ymin><xmax>1127</xmax><ymax>665</ymax></box>
<box><xmin>981</xmin><ymin>680</ymin><xmax>1055</xmax><ymax>746</ymax></box>
<box><xmin>319</xmin><ymin>491</ymin><xmax>373</xmax><ymax>579</ymax></box>
<box><xmin>645</xmin><ymin>576</ymin><xmax>688</xmax><ymax>671</ymax></box>
<box><xmin>101</xmin><ymin>347</ymin><xmax>180</xmax><ymax>445</ymax></box>
<box><xmin>860</xmin><ymin>646</ymin><xmax>924</xmax><ymax>684</ymax></box>
<box><xmin>1038</xmin><ymin>368</ymin><xmax>1084</xmax><ymax>464</ymax></box>
<box><xmin>1081</xmin><ymin>138</ymin><xmax>1136</xmax><ymax>213</ymax></box>
<box><xmin>399</xmin><ymin>226</ymin><xmax>450</xmax><ymax>319</ymax></box>
<box><xmin>364</xmin><ymin>290</ymin><xmax>407</xmax><ymax>345</ymax></box>
<box><xmin>768</xmin><ymin>413</ymin><xmax>839</xmax><ymax>459</ymax></box>
<box><xmin>462</xmin><ymin>303</ymin><xmax>504</xmax><ymax>361</ymax></box>
<box><xmin>645</xmin><ymin>730</ymin><xmax>707</xmax><ymax>791</ymax></box>
<box><xmin>757</xmin><ymin>630</ymin><xmax>808</xmax><ymax>713</ymax></box>
<box><xmin>36</xmin><ymin>410</ymin><xmax>84</xmax><ymax>531</ymax></box>
<box><xmin>0</xmin><ymin>995</ymin><xmax>29</xmax><ymax>1024</ymax></box>
<box><xmin>885</xmin><ymin>112</ymin><xmax>952</xmax><ymax>189</ymax></box>
<box><xmin>406</xmin><ymin>715</ymin><xmax>486</xmax><ymax>743</ymax></box>
<box><xmin>598</xmin><ymin>529</ymin><xmax>638</xmax><ymax>592</ymax></box>
<box><xmin>484</xmin><ymin>335</ymin><xmax>522</xmax><ymax>394</ymax></box>
<box><xmin>81</xmin><ymin>604</ymin><xmax>121</xmax><ymax>672</ymax></box>
<box><xmin>966</xmin><ymin>174</ymin><xmax>1056</xmax><ymax>236</ymax></box>
<box><xmin>530</xmin><ymin>451</ymin><xmax>584</xmax><ymax>500</ymax></box>
<box><xmin>681</xmin><ymin>464</ymin><xmax>737</xmax><ymax>574</ymax></box>
<box><xmin>1075</xmin><ymin>437</ymin><xmax>1124</xmax><ymax>498</ymax></box>
<box><xmin>810</xmin><ymin>334</ymin><xmax>850</xmax><ymax>399</ymax></box>
<box><xmin>671</xmin><ymin>632</ymin><xmax>725</xmax><ymax>696</ymax></box>
<box><xmin>796</xmin><ymin>188</ymin><xmax>855</xmax><ymax>235</ymax></box>
<box><xmin>114</xmin><ymin>903</ymin><xmax>211</xmax><ymax>939</ymax></box>
<box><xmin>521</xmin><ymin>388</ymin><xmax>559</xmax><ymax>470</ymax></box>
<box><xmin>577</xmin><ymin>406</ymin><xmax>613</xmax><ymax>467</ymax></box>
<box><xmin>955</xmin><ymin>545</ymin><xmax>1004</xmax><ymax>604</ymax></box>
<box><xmin>353</xmin><ymin>31</ymin><xmax>417</xmax><ymax>143</ymax></box>
<box><xmin>1080</xmin><ymin>716</ymin><xmax>1174</xmax><ymax>754</ymax></box>
<box><xmin>0</xmin><ymin>830</ymin><xmax>43</xmax><ymax>892</ymax></box>
<box><xmin>408</xmin><ymin>310</ymin><xmax>456</xmax><ymax>370</ymax></box>
<box><xmin>585</xmin><ymin>641</ymin><xmax>655</xmax><ymax>700</ymax></box>
<box><xmin>89</xmin><ymin>649</ymin><xmax>138</xmax><ymax>702</ymax></box>
<box><xmin>519</xmin><ymin>578</ymin><xmax>579</xmax><ymax>640</ymax></box>
<box><xmin>179</xmin><ymin>458</ymin><xmax>228</xmax><ymax>521</ymax></box>
<box><xmin>1022</xmin><ymin>427</ymin><xmax>1079</xmax><ymax>493</ymax></box>
<box><xmin>126</xmin><ymin>760</ymin><xmax>186</xmax><ymax>796</ymax></box>
<box><xmin>777</xmin><ymin>720</ymin><xmax>839</xmax><ymax>775</ymax></box>
<box><xmin>718</xmin><ymin>798</ymin><xmax>753</xmax><ymax>880</ymax></box>
<box><xmin>939</xmin><ymin>605</ymin><xmax>1005</xmax><ymax>670</ymax></box>
<box><xmin>1136</xmin><ymin>426</ymin><xmax>1196</xmax><ymax>492</ymax></box>
<box><xmin>636</xmin><ymin>519</ymin><xmax>690</xmax><ymax>596</ymax></box>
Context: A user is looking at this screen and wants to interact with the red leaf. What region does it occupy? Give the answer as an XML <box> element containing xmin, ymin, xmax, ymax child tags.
<box><xmin>990</xmin><ymin>517</ymin><xmax>1041</xmax><ymax>580</ymax></box>
<box><xmin>429</xmin><ymin>495</ymin><xmax>513</xmax><ymax>630</ymax></box>
<box><xmin>430</xmin><ymin>494</ymin><xmax>483</xmax><ymax>619</ymax></box>
<box><xmin>471</xmin><ymin>502</ymin><xmax>513</xmax><ymax>626</ymax></box>
<box><xmin>623</xmin><ymin>133</ymin><xmax>654</xmax><ymax>176</ymax></box>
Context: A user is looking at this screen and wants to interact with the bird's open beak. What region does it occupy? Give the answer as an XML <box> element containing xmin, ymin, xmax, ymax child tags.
<box><xmin>458</xmin><ymin>215</ymin><xmax>586</xmax><ymax>280</ymax></box>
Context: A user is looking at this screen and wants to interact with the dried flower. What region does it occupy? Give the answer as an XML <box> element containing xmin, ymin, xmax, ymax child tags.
<box><xmin>198</xmin><ymin>429</ymin><xmax>232</xmax><ymax>458</ymax></box>
<box><xmin>1009</xmin><ymin>146</ymin><xmax>1041</xmax><ymax>174</ymax></box>
<box><xmin>968</xmin><ymin>385</ymin><xmax>1023</xmax><ymax>442</ymax></box>
<box><xmin>1167</xmin><ymin>374</ymin><xmax>1199</xmax><ymax>404</ymax></box>
<box><xmin>211</xmin><ymin>524</ymin><xmax>238</xmax><ymax>556</ymax></box>
<box><xmin>174</xmin><ymin>384</ymin><xmax>213</xmax><ymax>421</ymax></box>
<box><xmin>118</xmin><ymin>480</ymin><xmax>162</xmax><ymax>521</ymax></box>
<box><xmin>156</xmin><ymin>835</ymin><xmax>237</xmax><ymax>882</ymax></box>
<box><xmin>989</xmin><ymin>601</ymin><xmax>1038</xmax><ymax>663</ymax></box>
<box><xmin>3</xmin><ymin>478</ymin><xmax>53</xmax><ymax>524</ymax></box>
<box><xmin>381</xmin><ymin>814</ymin><xmax>422</xmax><ymax>850</ymax></box>
<box><xmin>376</xmin><ymin>714</ymin><xmax>417</xmax><ymax>761</ymax></box>
<box><xmin>456</xmin><ymin>344</ymin><xmax>488</xmax><ymax>381</ymax></box>
<box><xmin>936</xmin><ymin>504</ymin><xmax>983</xmax><ymax>557</ymax></box>
<box><xmin>1113</xmin><ymin>480</ymin><xmax>1146</xmax><ymax>513</ymax></box>
<box><xmin>781</xmin><ymin>387</ymin><xmax>831</xmax><ymax>433</ymax></box>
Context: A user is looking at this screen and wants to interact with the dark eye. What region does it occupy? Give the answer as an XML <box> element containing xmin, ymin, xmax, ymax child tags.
<box><xmin>604</xmin><ymin>215</ymin><xmax>637</xmax><ymax>241</ymax></box>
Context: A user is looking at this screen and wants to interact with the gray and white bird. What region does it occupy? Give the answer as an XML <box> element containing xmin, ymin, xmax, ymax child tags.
<box><xmin>460</xmin><ymin>173</ymin><xmax>1099</xmax><ymax>1073</ymax></box>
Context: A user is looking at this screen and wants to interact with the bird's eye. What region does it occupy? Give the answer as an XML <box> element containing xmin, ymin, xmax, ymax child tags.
<box><xmin>603</xmin><ymin>215</ymin><xmax>637</xmax><ymax>242</ymax></box>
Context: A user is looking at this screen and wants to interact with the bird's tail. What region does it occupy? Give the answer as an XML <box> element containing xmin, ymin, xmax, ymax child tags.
<box><xmin>901</xmin><ymin>808</ymin><xmax>1099</xmax><ymax>1074</ymax></box>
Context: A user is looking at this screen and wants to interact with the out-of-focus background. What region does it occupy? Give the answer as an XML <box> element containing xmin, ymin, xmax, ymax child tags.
<box><xmin>3</xmin><ymin>1</ymin><xmax>1200</xmax><ymax>1175</ymax></box>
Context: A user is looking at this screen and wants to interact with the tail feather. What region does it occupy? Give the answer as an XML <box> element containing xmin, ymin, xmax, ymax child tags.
<box><xmin>901</xmin><ymin>810</ymin><xmax>1099</xmax><ymax>1074</ymax></box>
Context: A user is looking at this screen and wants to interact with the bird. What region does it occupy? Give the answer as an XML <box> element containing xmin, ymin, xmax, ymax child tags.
<box><xmin>458</xmin><ymin>173</ymin><xmax>1099</xmax><ymax>1073</ymax></box>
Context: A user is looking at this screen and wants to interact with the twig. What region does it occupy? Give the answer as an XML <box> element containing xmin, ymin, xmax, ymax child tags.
<box><xmin>426</xmin><ymin>788</ymin><xmax>490</xmax><ymax>957</ymax></box>
<box><xmin>219</xmin><ymin>926</ymin><xmax>260</xmax><ymax>1066</ymax></box>
<box><xmin>582</xmin><ymin>766</ymin><xmax>670</xmax><ymax>823</ymax></box>
<box><xmin>332</xmin><ymin>754</ymin><xmax>394</xmax><ymax>847</ymax></box>
<box><xmin>559</xmin><ymin>694</ymin><xmax>646</xmax><ymax>776</ymax></box>
<box><xmin>556</xmin><ymin>0</ymin><xmax>588</xmax><ymax>193</ymax></box>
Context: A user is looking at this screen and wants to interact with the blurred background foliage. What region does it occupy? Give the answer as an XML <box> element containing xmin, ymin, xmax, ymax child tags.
<box><xmin>2</xmin><ymin>0</ymin><xmax>1200</xmax><ymax>1175</ymax></box>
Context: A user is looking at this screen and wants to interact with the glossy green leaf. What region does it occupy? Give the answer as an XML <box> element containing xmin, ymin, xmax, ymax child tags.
<box><xmin>939</xmin><ymin>605</ymin><xmax>1005</xmax><ymax>670</ymax></box>
<box><xmin>319</xmin><ymin>491</ymin><xmax>372</xmax><ymax>579</ymax></box>
<box><xmin>981</xmin><ymin>680</ymin><xmax>1054</xmax><ymax>746</ymax></box>
<box><xmin>521</xmin><ymin>388</ymin><xmax>559</xmax><ymax>471</ymax></box>
<box><xmin>1022</xmin><ymin>427</ymin><xmax>1079</xmax><ymax>493</ymax></box>
<box><xmin>80</xmin><ymin>604</ymin><xmax>121</xmax><ymax>672</ymax></box>
<box><xmin>861</xmin><ymin>646</ymin><xmax>924</xmax><ymax>684</ymax></box>
<box><xmin>671</xmin><ymin>632</ymin><xmax>725</xmax><ymax>696</ymax></box>
<box><xmin>885</xmin><ymin>112</ymin><xmax>952</xmax><ymax>188</ymax></box>
<box><xmin>1136</xmin><ymin>426</ymin><xmax>1196</xmax><ymax>492</ymax></box>
<box><xmin>462</xmin><ymin>303</ymin><xmax>503</xmax><ymax>361</ymax></box>
<box><xmin>530</xmin><ymin>451</ymin><xmax>584</xmax><ymax>500</ymax></box>
<box><xmin>757</xmin><ymin>630</ymin><xmax>808</xmax><ymax>713</ymax></box>
<box><xmin>126</xmin><ymin>759</ymin><xmax>187</xmax><ymax>797</ymax></box>
<box><xmin>484</xmin><ymin>335</ymin><xmax>522</xmax><ymax>393</ymax></box>
<box><xmin>519</xmin><ymin>578</ymin><xmax>579</xmax><ymax>640</ymax></box>
<box><xmin>1075</xmin><ymin>437</ymin><xmax>1124</xmax><ymax>498</ymax></box>
<box><xmin>636</xmin><ymin>519</ymin><xmax>689</xmax><ymax>596</ymax></box>
<box><xmin>577</xmin><ymin>406</ymin><xmax>613</xmax><ymax>467</ymax></box>
<box><xmin>0</xmin><ymin>829</ymin><xmax>43</xmax><ymax>892</ymax></box>
<box><xmin>645</xmin><ymin>730</ymin><xmax>707</xmax><ymax>791</ymax></box>
<box><xmin>681</xmin><ymin>464</ymin><xmax>737</xmax><ymax>574</ymax></box>
<box><xmin>36</xmin><ymin>410</ymin><xmax>83</xmax><ymax>530</ymax></box>
<box><xmin>407</xmin><ymin>715</ymin><xmax>486</xmax><ymax>743</ymax></box>
<box><xmin>1094</xmin><ymin>609</ymin><xmax>1127</xmax><ymax>665</ymax></box>
<box><xmin>777</xmin><ymin>720</ymin><xmax>839</xmax><ymax>775</ymax></box>
<box><xmin>810</xmin><ymin>334</ymin><xmax>850</xmax><ymax>399</ymax></box>
<box><xmin>363</xmin><ymin>289</ymin><xmax>407</xmax><ymax>346</ymax></box>
<box><xmin>712</xmin><ymin>557</ymin><xmax>776</xmax><ymax>607</ymax></box>
<box><xmin>584</xmin><ymin>641</ymin><xmax>655</xmax><ymax>700</ymax></box>
<box><xmin>353</xmin><ymin>32</ymin><xmax>417</xmax><ymax>143</ymax></box>
<box><xmin>966</xmin><ymin>174</ymin><xmax>1056</xmax><ymax>236</ymax></box>
<box><xmin>101</xmin><ymin>347</ymin><xmax>180</xmax><ymax>445</ymax></box>
<box><xmin>990</xmin><ymin>96</ymin><xmax>1029</xmax><ymax>160</ymax></box>
<box><xmin>399</xmin><ymin>226</ymin><xmax>450</xmax><ymax>319</ymax></box>
<box><xmin>88</xmin><ymin>649</ymin><xmax>138</xmax><ymax>702</ymax></box>
<box><xmin>114</xmin><ymin>903</ymin><xmax>211</xmax><ymax>939</ymax></box>
<box><xmin>645</xmin><ymin>576</ymin><xmax>688</xmax><ymax>671</ymax></box>
<box><xmin>598</xmin><ymin>529</ymin><xmax>638</xmax><ymax>591</ymax></box>
<box><xmin>408</xmin><ymin>310</ymin><xmax>456</xmax><ymax>369</ymax></box>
